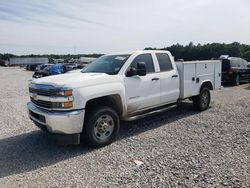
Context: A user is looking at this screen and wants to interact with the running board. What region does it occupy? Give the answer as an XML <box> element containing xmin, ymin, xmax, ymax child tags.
<box><xmin>122</xmin><ymin>103</ymin><xmax>177</xmax><ymax>121</ymax></box>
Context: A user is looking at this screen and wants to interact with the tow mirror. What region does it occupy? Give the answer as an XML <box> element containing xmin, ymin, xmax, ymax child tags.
<box><xmin>126</xmin><ymin>67</ymin><xmax>137</xmax><ymax>77</ymax></box>
<box><xmin>137</xmin><ymin>62</ymin><xmax>146</xmax><ymax>76</ymax></box>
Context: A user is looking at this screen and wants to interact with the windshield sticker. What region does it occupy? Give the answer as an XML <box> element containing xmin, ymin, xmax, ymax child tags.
<box><xmin>115</xmin><ymin>56</ymin><xmax>126</xmax><ymax>61</ymax></box>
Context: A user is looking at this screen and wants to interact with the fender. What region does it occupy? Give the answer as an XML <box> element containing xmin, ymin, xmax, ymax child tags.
<box><xmin>199</xmin><ymin>80</ymin><xmax>214</xmax><ymax>92</ymax></box>
<box><xmin>75</xmin><ymin>82</ymin><xmax>127</xmax><ymax>116</ymax></box>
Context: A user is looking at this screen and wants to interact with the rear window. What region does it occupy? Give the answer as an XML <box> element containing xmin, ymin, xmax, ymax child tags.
<box><xmin>222</xmin><ymin>59</ymin><xmax>230</xmax><ymax>71</ymax></box>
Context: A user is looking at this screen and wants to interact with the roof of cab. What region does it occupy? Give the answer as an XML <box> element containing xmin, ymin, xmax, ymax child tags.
<box><xmin>104</xmin><ymin>50</ymin><xmax>170</xmax><ymax>56</ymax></box>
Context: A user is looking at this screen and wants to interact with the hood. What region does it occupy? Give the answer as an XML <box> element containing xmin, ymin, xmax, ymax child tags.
<box><xmin>66</xmin><ymin>69</ymin><xmax>81</xmax><ymax>74</ymax></box>
<box><xmin>32</xmin><ymin>72</ymin><xmax>121</xmax><ymax>88</ymax></box>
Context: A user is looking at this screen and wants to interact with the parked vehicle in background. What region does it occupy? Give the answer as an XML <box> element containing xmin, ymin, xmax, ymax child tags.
<box><xmin>33</xmin><ymin>64</ymin><xmax>66</xmax><ymax>79</ymax></box>
<box><xmin>26</xmin><ymin>64</ymin><xmax>43</xmax><ymax>71</ymax></box>
<box><xmin>66</xmin><ymin>64</ymin><xmax>88</xmax><ymax>74</ymax></box>
<box><xmin>35</xmin><ymin>64</ymin><xmax>53</xmax><ymax>72</ymax></box>
<box><xmin>0</xmin><ymin>60</ymin><xmax>9</xmax><ymax>66</ymax></box>
<box><xmin>33</xmin><ymin>64</ymin><xmax>53</xmax><ymax>78</ymax></box>
<box><xmin>76</xmin><ymin>64</ymin><xmax>87</xmax><ymax>69</ymax></box>
<box><xmin>33</xmin><ymin>63</ymin><xmax>85</xmax><ymax>78</ymax></box>
<box><xmin>48</xmin><ymin>64</ymin><xmax>66</xmax><ymax>75</ymax></box>
<box><xmin>78</xmin><ymin>57</ymin><xmax>97</xmax><ymax>64</ymax></box>
<box><xmin>221</xmin><ymin>56</ymin><xmax>250</xmax><ymax>85</ymax></box>
<box><xmin>27</xmin><ymin>50</ymin><xmax>221</xmax><ymax>147</ymax></box>
<box><xmin>64</xmin><ymin>63</ymin><xmax>79</xmax><ymax>72</ymax></box>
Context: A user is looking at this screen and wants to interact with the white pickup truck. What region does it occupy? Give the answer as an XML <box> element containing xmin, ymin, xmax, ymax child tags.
<box><xmin>27</xmin><ymin>50</ymin><xmax>221</xmax><ymax>147</ymax></box>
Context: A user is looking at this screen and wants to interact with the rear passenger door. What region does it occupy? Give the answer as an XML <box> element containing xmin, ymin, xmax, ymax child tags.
<box><xmin>155</xmin><ymin>53</ymin><xmax>180</xmax><ymax>104</ymax></box>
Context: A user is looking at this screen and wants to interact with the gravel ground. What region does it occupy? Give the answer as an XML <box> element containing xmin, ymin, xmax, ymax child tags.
<box><xmin>0</xmin><ymin>67</ymin><xmax>250</xmax><ymax>187</ymax></box>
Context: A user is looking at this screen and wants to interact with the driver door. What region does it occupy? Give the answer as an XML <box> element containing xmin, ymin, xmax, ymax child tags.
<box><xmin>124</xmin><ymin>53</ymin><xmax>161</xmax><ymax>114</ymax></box>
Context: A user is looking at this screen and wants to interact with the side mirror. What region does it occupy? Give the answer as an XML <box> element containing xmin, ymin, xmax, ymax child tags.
<box><xmin>247</xmin><ymin>64</ymin><xmax>250</xmax><ymax>68</ymax></box>
<box><xmin>137</xmin><ymin>62</ymin><xmax>146</xmax><ymax>76</ymax></box>
<box><xmin>126</xmin><ymin>67</ymin><xmax>137</xmax><ymax>77</ymax></box>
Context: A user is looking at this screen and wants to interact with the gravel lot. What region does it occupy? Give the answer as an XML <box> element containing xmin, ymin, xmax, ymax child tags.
<box><xmin>0</xmin><ymin>67</ymin><xmax>250</xmax><ymax>187</ymax></box>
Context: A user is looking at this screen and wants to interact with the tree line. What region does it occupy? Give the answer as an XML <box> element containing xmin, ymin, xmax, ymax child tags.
<box><xmin>1</xmin><ymin>42</ymin><xmax>250</xmax><ymax>61</ymax></box>
<box><xmin>146</xmin><ymin>42</ymin><xmax>250</xmax><ymax>61</ymax></box>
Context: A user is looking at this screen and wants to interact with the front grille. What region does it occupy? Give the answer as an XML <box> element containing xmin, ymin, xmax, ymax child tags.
<box><xmin>29</xmin><ymin>88</ymin><xmax>56</xmax><ymax>97</ymax></box>
<box><xmin>31</xmin><ymin>98</ymin><xmax>53</xmax><ymax>108</ymax></box>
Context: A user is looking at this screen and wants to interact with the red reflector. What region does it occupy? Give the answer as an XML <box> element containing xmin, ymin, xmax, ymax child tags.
<box><xmin>228</xmin><ymin>67</ymin><xmax>233</xmax><ymax>74</ymax></box>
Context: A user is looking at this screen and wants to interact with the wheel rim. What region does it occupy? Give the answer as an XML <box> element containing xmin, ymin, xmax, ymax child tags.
<box><xmin>94</xmin><ymin>114</ymin><xmax>114</xmax><ymax>141</ymax></box>
<box><xmin>201</xmin><ymin>90</ymin><xmax>209</xmax><ymax>108</ymax></box>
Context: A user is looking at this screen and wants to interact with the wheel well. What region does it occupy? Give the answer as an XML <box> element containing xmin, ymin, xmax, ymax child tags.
<box><xmin>85</xmin><ymin>95</ymin><xmax>123</xmax><ymax>117</ymax></box>
<box><xmin>201</xmin><ymin>81</ymin><xmax>213</xmax><ymax>91</ymax></box>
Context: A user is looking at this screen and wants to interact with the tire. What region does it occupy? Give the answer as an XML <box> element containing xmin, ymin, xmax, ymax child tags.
<box><xmin>193</xmin><ymin>87</ymin><xmax>211</xmax><ymax>111</ymax></box>
<box><xmin>83</xmin><ymin>106</ymin><xmax>120</xmax><ymax>147</ymax></box>
<box><xmin>233</xmin><ymin>74</ymin><xmax>240</xmax><ymax>86</ymax></box>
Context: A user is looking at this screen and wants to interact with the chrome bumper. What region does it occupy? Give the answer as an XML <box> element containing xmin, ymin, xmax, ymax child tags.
<box><xmin>27</xmin><ymin>102</ymin><xmax>85</xmax><ymax>134</ymax></box>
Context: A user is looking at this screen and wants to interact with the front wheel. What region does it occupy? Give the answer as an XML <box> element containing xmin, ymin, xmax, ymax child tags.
<box><xmin>83</xmin><ymin>106</ymin><xmax>120</xmax><ymax>147</ymax></box>
<box><xmin>193</xmin><ymin>87</ymin><xmax>211</xmax><ymax>111</ymax></box>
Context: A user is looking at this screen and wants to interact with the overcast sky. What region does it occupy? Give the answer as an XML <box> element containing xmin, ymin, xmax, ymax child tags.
<box><xmin>0</xmin><ymin>0</ymin><xmax>250</xmax><ymax>55</ymax></box>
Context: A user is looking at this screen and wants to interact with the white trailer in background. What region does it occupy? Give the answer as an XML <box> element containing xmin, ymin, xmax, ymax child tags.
<box><xmin>9</xmin><ymin>57</ymin><xmax>49</xmax><ymax>66</ymax></box>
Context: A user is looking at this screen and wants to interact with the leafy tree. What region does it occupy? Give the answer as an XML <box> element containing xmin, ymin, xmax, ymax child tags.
<box><xmin>1</xmin><ymin>42</ymin><xmax>250</xmax><ymax>62</ymax></box>
<box><xmin>242</xmin><ymin>51</ymin><xmax>250</xmax><ymax>61</ymax></box>
<box><xmin>146</xmin><ymin>42</ymin><xmax>250</xmax><ymax>61</ymax></box>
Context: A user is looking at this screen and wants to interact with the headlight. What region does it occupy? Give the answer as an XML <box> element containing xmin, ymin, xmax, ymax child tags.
<box><xmin>58</xmin><ymin>89</ymin><xmax>73</xmax><ymax>97</ymax></box>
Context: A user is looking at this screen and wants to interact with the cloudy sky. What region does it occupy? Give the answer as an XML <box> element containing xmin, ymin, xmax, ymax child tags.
<box><xmin>0</xmin><ymin>0</ymin><xmax>250</xmax><ymax>55</ymax></box>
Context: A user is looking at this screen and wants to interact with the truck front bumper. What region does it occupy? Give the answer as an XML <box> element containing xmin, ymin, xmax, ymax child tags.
<box><xmin>27</xmin><ymin>102</ymin><xmax>85</xmax><ymax>135</ymax></box>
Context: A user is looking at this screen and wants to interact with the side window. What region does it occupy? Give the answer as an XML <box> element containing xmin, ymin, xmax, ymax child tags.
<box><xmin>129</xmin><ymin>54</ymin><xmax>155</xmax><ymax>73</ymax></box>
<box><xmin>156</xmin><ymin>53</ymin><xmax>173</xmax><ymax>71</ymax></box>
<box><xmin>242</xmin><ymin>59</ymin><xmax>247</xmax><ymax>68</ymax></box>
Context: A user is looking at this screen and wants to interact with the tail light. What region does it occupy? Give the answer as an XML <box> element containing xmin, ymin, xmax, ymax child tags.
<box><xmin>228</xmin><ymin>67</ymin><xmax>233</xmax><ymax>74</ymax></box>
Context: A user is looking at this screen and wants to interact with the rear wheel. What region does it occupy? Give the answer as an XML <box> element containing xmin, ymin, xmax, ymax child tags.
<box><xmin>193</xmin><ymin>87</ymin><xmax>211</xmax><ymax>111</ymax></box>
<box><xmin>83</xmin><ymin>106</ymin><xmax>120</xmax><ymax>147</ymax></box>
<box><xmin>233</xmin><ymin>74</ymin><xmax>240</xmax><ymax>86</ymax></box>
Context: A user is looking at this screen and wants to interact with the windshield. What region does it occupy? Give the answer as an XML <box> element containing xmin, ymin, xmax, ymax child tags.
<box><xmin>81</xmin><ymin>54</ymin><xmax>130</xmax><ymax>75</ymax></box>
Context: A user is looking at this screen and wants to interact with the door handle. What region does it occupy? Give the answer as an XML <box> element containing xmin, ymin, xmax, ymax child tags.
<box><xmin>172</xmin><ymin>74</ymin><xmax>178</xmax><ymax>78</ymax></box>
<box><xmin>151</xmin><ymin>77</ymin><xmax>159</xmax><ymax>81</ymax></box>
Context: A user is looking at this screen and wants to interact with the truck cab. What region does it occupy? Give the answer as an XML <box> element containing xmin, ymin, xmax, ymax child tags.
<box><xmin>27</xmin><ymin>50</ymin><xmax>221</xmax><ymax>147</ymax></box>
<box><xmin>122</xmin><ymin>51</ymin><xmax>180</xmax><ymax>115</ymax></box>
